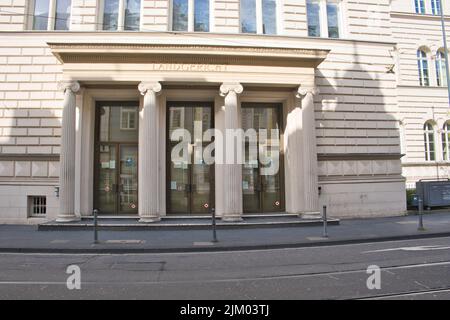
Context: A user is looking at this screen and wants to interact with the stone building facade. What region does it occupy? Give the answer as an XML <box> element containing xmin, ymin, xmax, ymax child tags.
<box><xmin>0</xmin><ymin>0</ymin><xmax>447</xmax><ymax>223</ymax></box>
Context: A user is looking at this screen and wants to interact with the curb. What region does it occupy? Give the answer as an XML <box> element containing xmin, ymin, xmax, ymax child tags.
<box><xmin>37</xmin><ymin>219</ymin><xmax>340</xmax><ymax>231</ymax></box>
<box><xmin>1</xmin><ymin>231</ymin><xmax>450</xmax><ymax>254</ymax></box>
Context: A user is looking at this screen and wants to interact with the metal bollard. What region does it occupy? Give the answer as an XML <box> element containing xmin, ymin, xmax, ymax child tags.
<box><xmin>212</xmin><ymin>207</ymin><xmax>218</xmax><ymax>243</ymax></box>
<box><xmin>418</xmin><ymin>197</ymin><xmax>425</xmax><ymax>231</ymax></box>
<box><xmin>93</xmin><ymin>209</ymin><xmax>99</xmax><ymax>244</ymax></box>
<box><xmin>322</xmin><ymin>205</ymin><xmax>328</xmax><ymax>238</ymax></box>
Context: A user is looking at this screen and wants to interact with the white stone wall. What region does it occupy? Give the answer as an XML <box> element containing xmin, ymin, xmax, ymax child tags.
<box><xmin>0</xmin><ymin>0</ymin><xmax>428</xmax><ymax>221</ymax></box>
<box><xmin>390</xmin><ymin>1</ymin><xmax>450</xmax><ymax>189</ymax></box>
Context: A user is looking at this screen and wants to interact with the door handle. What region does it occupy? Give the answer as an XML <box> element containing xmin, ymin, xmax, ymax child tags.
<box><xmin>112</xmin><ymin>184</ymin><xmax>118</xmax><ymax>193</ymax></box>
<box><xmin>185</xmin><ymin>184</ymin><xmax>191</xmax><ymax>193</ymax></box>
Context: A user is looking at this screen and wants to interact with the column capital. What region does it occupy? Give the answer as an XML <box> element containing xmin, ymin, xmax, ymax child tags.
<box><xmin>220</xmin><ymin>82</ymin><xmax>244</xmax><ymax>97</ymax></box>
<box><xmin>138</xmin><ymin>81</ymin><xmax>162</xmax><ymax>95</ymax></box>
<box><xmin>295</xmin><ymin>85</ymin><xmax>319</xmax><ymax>99</ymax></box>
<box><xmin>58</xmin><ymin>81</ymin><xmax>80</xmax><ymax>94</ymax></box>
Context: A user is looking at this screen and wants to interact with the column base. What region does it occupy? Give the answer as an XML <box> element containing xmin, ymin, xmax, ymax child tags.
<box><xmin>139</xmin><ymin>216</ymin><xmax>161</xmax><ymax>223</ymax></box>
<box><xmin>56</xmin><ymin>214</ymin><xmax>81</xmax><ymax>223</ymax></box>
<box><xmin>301</xmin><ymin>211</ymin><xmax>321</xmax><ymax>220</ymax></box>
<box><xmin>221</xmin><ymin>215</ymin><xmax>243</xmax><ymax>222</ymax></box>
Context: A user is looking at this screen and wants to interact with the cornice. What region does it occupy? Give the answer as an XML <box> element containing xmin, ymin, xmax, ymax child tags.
<box><xmin>391</xmin><ymin>11</ymin><xmax>450</xmax><ymax>21</ymax></box>
<box><xmin>47</xmin><ymin>42</ymin><xmax>330</xmax><ymax>67</ymax></box>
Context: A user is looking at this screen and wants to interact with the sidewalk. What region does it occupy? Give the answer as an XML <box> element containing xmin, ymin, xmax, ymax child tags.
<box><xmin>1</xmin><ymin>212</ymin><xmax>450</xmax><ymax>253</ymax></box>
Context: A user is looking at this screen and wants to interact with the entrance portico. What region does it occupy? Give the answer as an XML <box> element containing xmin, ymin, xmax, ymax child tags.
<box><xmin>50</xmin><ymin>41</ymin><xmax>329</xmax><ymax>222</ymax></box>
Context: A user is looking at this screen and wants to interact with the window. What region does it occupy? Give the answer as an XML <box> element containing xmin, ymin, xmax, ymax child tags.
<box><xmin>194</xmin><ymin>0</ymin><xmax>210</xmax><ymax>32</ymax></box>
<box><xmin>436</xmin><ymin>50</ymin><xmax>447</xmax><ymax>87</ymax></box>
<box><xmin>326</xmin><ymin>1</ymin><xmax>340</xmax><ymax>38</ymax></box>
<box><xmin>424</xmin><ymin>122</ymin><xmax>436</xmax><ymax>161</ymax></box>
<box><xmin>415</xmin><ymin>0</ymin><xmax>425</xmax><ymax>14</ymax></box>
<box><xmin>307</xmin><ymin>0</ymin><xmax>320</xmax><ymax>37</ymax></box>
<box><xmin>172</xmin><ymin>0</ymin><xmax>211</xmax><ymax>32</ymax></box>
<box><xmin>307</xmin><ymin>0</ymin><xmax>342</xmax><ymax>38</ymax></box>
<box><xmin>262</xmin><ymin>0</ymin><xmax>277</xmax><ymax>34</ymax></box>
<box><xmin>431</xmin><ymin>0</ymin><xmax>441</xmax><ymax>15</ymax></box>
<box><xmin>103</xmin><ymin>0</ymin><xmax>141</xmax><ymax>31</ymax></box>
<box><xmin>417</xmin><ymin>50</ymin><xmax>430</xmax><ymax>86</ymax></box>
<box><xmin>443</xmin><ymin>122</ymin><xmax>450</xmax><ymax>161</ymax></box>
<box><xmin>240</xmin><ymin>0</ymin><xmax>278</xmax><ymax>35</ymax></box>
<box><xmin>120</xmin><ymin>107</ymin><xmax>137</xmax><ymax>130</ymax></box>
<box><xmin>28</xmin><ymin>196</ymin><xmax>46</xmax><ymax>217</ymax></box>
<box><xmin>32</xmin><ymin>0</ymin><xmax>49</xmax><ymax>30</ymax></box>
<box><xmin>124</xmin><ymin>0</ymin><xmax>141</xmax><ymax>30</ymax></box>
<box><xmin>31</xmin><ymin>0</ymin><xmax>72</xmax><ymax>30</ymax></box>
<box><xmin>241</xmin><ymin>0</ymin><xmax>257</xmax><ymax>33</ymax></box>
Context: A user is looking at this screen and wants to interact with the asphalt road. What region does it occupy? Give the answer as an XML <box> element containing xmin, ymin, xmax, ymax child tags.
<box><xmin>1</xmin><ymin>236</ymin><xmax>450</xmax><ymax>300</ymax></box>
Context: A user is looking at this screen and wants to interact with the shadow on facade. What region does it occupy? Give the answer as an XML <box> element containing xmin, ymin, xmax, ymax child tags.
<box><xmin>314</xmin><ymin>42</ymin><xmax>406</xmax><ymax>217</ymax></box>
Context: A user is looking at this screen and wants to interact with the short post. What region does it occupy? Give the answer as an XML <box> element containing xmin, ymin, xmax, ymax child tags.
<box><xmin>322</xmin><ymin>205</ymin><xmax>328</xmax><ymax>238</ymax></box>
<box><xmin>418</xmin><ymin>196</ymin><xmax>425</xmax><ymax>231</ymax></box>
<box><xmin>93</xmin><ymin>209</ymin><xmax>99</xmax><ymax>244</ymax></box>
<box><xmin>211</xmin><ymin>207</ymin><xmax>218</xmax><ymax>243</ymax></box>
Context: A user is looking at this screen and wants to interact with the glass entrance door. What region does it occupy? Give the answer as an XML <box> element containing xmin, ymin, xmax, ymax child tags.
<box><xmin>242</xmin><ymin>103</ymin><xmax>284</xmax><ymax>213</ymax></box>
<box><xmin>95</xmin><ymin>102</ymin><xmax>139</xmax><ymax>214</ymax></box>
<box><xmin>167</xmin><ymin>102</ymin><xmax>213</xmax><ymax>214</ymax></box>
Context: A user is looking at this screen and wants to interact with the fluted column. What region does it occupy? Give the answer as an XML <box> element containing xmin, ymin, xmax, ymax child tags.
<box><xmin>220</xmin><ymin>82</ymin><xmax>244</xmax><ymax>221</ymax></box>
<box><xmin>297</xmin><ymin>86</ymin><xmax>320</xmax><ymax>219</ymax></box>
<box><xmin>56</xmin><ymin>81</ymin><xmax>80</xmax><ymax>222</ymax></box>
<box><xmin>285</xmin><ymin>94</ymin><xmax>305</xmax><ymax>215</ymax></box>
<box><xmin>138</xmin><ymin>82</ymin><xmax>162</xmax><ymax>222</ymax></box>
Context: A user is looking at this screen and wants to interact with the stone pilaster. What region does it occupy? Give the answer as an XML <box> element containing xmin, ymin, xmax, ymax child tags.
<box><xmin>56</xmin><ymin>81</ymin><xmax>80</xmax><ymax>222</ymax></box>
<box><xmin>138</xmin><ymin>82</ymin><xmax>162</xmax><ymax>222</ymax></box>
<box><xmin>220</xmin><ymin>82</ymin><xmax>244</xmax><ymax>221</ymax></box>
<box><xmin>297</xmin><ymin>86</ymin><xmax>321</xmax><ymax>219</ymax></box>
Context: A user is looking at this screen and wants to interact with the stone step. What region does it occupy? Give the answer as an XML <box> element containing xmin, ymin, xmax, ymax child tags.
<box><xmin>38</xmin><ymin>216</ymin><xmax>339</xmax><ymax>231</ymax></box>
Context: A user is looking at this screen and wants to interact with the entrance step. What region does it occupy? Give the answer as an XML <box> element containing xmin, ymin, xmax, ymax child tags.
<box><xmin>38</xmin><ymin>215</ymin><xmax>339</xmax><ymax>231</ymax></box>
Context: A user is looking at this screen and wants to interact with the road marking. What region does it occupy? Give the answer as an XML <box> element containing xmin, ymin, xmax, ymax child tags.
<box><xmin>414</xmin><ymin>280</ymin><xmax>430</xmax><ymax>290</ymax></box>
<box><xmin>363</xmin><ymin>245</ymin><xmax>450</xmax><ymax>253</ymax></box>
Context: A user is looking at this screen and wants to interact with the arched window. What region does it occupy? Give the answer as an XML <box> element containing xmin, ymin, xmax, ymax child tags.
<box><xmin>436</xmin><ymin>50</ymin><xmax>447</xmax><ymax>87</ymax></box>
<box><xmin>424</xmin><ymin>122</ymin><xmax>436</xmax><ymax>161</ymax></box>
<box><xmin>442</xmin><ymin>122</ymin><xmax>450</xmax><ymax>161</ymax></box>
<box><xmin>431</xmin><ymin>0</ymin><xmax>441</xmax><ymax>15</ymax></box>
<box><xmin>417</xmin><ymin>50</ymin><xmax>430</xmax><ymax>86</ymax></box>
<box><xmin>415</xmin><ymin>0</ymin><xmax>425</xmax><ymax>14</ymax></box>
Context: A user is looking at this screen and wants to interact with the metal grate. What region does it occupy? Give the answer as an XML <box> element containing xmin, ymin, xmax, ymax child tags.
<box><xmin>28</xmin><ymin>196</ymin><xmax>47</xmax><ymax>217</ymax></box>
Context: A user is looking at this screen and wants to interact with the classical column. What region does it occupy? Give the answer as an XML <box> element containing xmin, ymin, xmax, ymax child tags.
<box><xmin>285</xmin><ymin>94</ymin><xmax>305</xmax><ymax>215</ymax></box>
<box><xmin>138</xmin><ymin>82</ymin><xmax>162</xmax><ymax>222</ymax></box>
<box><xmin>297</xmin><ymin>86</ymin><xmax>320</xmax><ymax>219</ymax></box>
<box><xmin>56</xmin><ymin>81</ymin><xmax>80</xmax><ymax>222</ymax></box>
<box><xmin>220</xmin><ymin>82</ymin><xmax>244</xmax><ymax>221</ymax></box>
